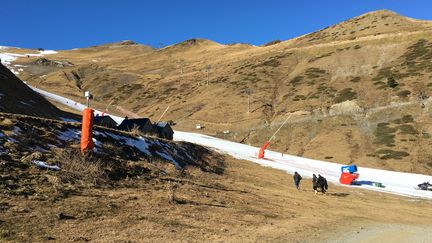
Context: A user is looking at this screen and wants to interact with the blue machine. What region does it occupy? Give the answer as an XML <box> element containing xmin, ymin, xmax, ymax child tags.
<box><xmin>341</xmin><ymin>164</ymin><xmax>358</xmax><ymax>173</ymax></box>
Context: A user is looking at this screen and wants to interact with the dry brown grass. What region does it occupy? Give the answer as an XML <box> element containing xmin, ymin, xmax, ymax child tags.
<box><xmin>128</xmin><ymin>124</ymin><xmax>142</xmax><ymax>137</ymax></box>
<box><xmin>55</xmin><ymin>149</ymin><xmax>105</xmax><ymax>185</ymax></box>
<box><xmin>1</xmin><ymin>156</ymin><xmax>431</xmax><ymax>242</ymax></box>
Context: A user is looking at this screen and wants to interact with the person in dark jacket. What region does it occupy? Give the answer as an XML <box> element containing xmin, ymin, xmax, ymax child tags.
<box><xmin>312</xmin><ymin>174</ymin><xmax>318</xmax><ymax>194</ymax></box>
<box><xmin>293</xmin><ymin>172</ymin><xmax>302</xmax><ymax>190</ymax></box>
<box><xmin>317</xmin><ymin>174</ymin><xmax>328</xmax><ymax>194</ymax></box>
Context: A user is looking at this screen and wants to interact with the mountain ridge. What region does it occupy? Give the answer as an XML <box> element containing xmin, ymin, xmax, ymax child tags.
<box><xmin>3</xmin><ymin>9</ymin><xmax>432</xmax><ymax>174</ymax></box>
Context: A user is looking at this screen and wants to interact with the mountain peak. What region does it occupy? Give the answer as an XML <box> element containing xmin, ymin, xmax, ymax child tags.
<box><xmin>296</xmin><ymin>9</ymin><xmax>432</xmax><ymax>45</ymax></box>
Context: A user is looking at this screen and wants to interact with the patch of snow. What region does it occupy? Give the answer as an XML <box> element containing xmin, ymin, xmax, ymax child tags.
<box><xmin>39</xmin><ymin>50</ymin><xmax>58</xmax><ymax>55</ymax></box>
<box><xmin>60</xmin><ymin>117</ymin><xmax>78</xmax><ymax>122</ymax></box>
<box><xmin>57</xmin><ymin>129</ymin><xmax>80</xmax><ymax>141</ymax></box>
<box><xmin>12</xmin><ymin>126</ymin><xmax>22</xmax><ymax>135</ymax></box>
<box><xmin>35</xmin><ymin>146</ymin><xmax>49</xmax><ymax>153</ymax></box>
<box><xmin>18</xmin><ymin>68</ymin><xmax>23</xmax><ymax>72</ymax></box>
<box><xmin>10</xmin><ymin>68</ymin><xmax>19</xmax><ymax>75</ymax></box>
<box><xmin>155</xmin><ymin>151</ymin><xmax>180</xmax><ymax>168</ymax></box>
<box><xmin>94</xmin><ymin>130</ymin><xmax>107</xmax><ymax>138</ymax></box>
<box><xmin>13</xmin><ymin>64</ymin><xmax>25</xmax><ymax>67</ymax></box>
<box><xmin>32</xmin><ymin>160</ymin><xmax>60</xmax><ymax>170</ymax></box>
<box><xmin>105</xmin><ymin>132</ymin><xmax>151</xmax><ymax>156</ymax></box>
<box><xmin>0</xmin><ymin>45</ymin><xmax>19</xmax><ymax>49</ymax></box>
<box><xmin>92</xmin><ymin>138</ymin><xmax>102</xmax><ymax>148</ymax></box>
<box><xmin>19</xmin><ymin>101</ymin><xmax>32</xmax><ymax>107</ymax></box>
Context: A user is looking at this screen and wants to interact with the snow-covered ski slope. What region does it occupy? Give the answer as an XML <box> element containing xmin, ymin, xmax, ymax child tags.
<box><xmin>27</xmin><ymin>84</ymin><xmax>432</xmax><ymax>199</ymax></box>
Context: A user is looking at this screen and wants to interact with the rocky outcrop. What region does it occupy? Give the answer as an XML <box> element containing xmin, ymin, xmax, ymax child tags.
<box><xmin>329</xmin><ymin>100</ymin><xmax>364</xmax><ymax>116</ymax></box>
<box><xmin>32</xmin><ymin>58</ymin><xmax>74</xmax><ymax>68</ymax></box>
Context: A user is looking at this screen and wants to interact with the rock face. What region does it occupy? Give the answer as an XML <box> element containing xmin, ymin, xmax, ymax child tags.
<box><xmin>120</xmin><ymin>40</ymin><xmax>137</xmax><ymax>45</ymax></box>
<box><xmin>329</xmin><ymin>100</ymin><xmax>363</xmax><ymax>116</ymax></box>
<box><xmin>32</xmin><ymin>58</ymin><xmax>74</xmax><ymax>68</ymax></box>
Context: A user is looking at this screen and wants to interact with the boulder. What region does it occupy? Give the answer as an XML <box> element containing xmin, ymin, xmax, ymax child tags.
<box><xmin>329</xmin><ymin>100</ymin><xmax>363</xmax><ymax>116</ymax></box>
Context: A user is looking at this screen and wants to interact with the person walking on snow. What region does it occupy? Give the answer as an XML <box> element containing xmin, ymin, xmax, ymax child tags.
<box><xmin>293</xmin><ymin>172</ymin><xmax>302</xmax><ymax>190</ymax></box>
<box><xmin>312</xmin><ymin>174</ymin><xmax>318</xmax><ymax>194</ymax></box>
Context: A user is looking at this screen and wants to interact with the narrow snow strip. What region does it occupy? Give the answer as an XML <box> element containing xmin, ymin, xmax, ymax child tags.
<box><xmin>28</xmin><ymin>85</ymin><xmax>124</xmax><ymax>124</ymax></box>
<box><xmin>28</xmin><ymin>85</ymin><xmax>432</xmax><ymax>199</ymax></box>
<box><xmin>173</xmin><ymin>131</ymin><xmax>432</xmax><ymax>199</ymax></box>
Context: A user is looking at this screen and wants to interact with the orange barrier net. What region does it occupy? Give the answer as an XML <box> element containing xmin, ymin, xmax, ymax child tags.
<box><xmin>80</xmin><ymin>108</ymin><xmax>94</xmax><ymax>154</ymax></box>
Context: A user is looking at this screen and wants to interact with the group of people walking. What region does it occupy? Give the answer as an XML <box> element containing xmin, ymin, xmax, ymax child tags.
<box><xmin>293</xmin><ymin>172</ymin><xmax>328</xmax><ymax>194</ymax></box>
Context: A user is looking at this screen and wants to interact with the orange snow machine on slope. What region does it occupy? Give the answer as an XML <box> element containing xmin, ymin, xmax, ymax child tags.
<box><xmin>80</xmin><ymin>108</ymin><xmax>94</xmax><ymax>154</ymax></box>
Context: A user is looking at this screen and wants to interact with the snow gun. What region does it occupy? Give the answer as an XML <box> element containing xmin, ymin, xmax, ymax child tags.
<box><xmin>339</xmin><ymin>164</ymin><xmax>359</xmax><ymax>185</ymax></box>
<box><xmin>258</xmin><ymin>115</ymin><xmax>291</xmax><ymax>159</ymax></box>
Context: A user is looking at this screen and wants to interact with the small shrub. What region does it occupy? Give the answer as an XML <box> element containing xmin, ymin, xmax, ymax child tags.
<box><xmin>262</xmin><ymin>40</ymin><xmax>281</xmax><ymax>47</ymax></box>
<box><xmin>374</xmin><ymin>123</ymin><xmax>397</xmax><ymax>146</ymax></box>
<box><xmin>289</xmin><ymin>76</ymin><xmax>303</xmax><ymax>86</ymax></box>
<box><xmin>397</xmin><ymin>124</ymin><xmax>418</xmax><ymax>135</ymax></box>
<box><xmin>397</xmin><ymin>90</ymin><xmax>411</xmax><ymax>98</ymax></box>
<box><xmin>376</xmin><ymin>149</ymin><xmax>410</xmax><ymax>160</ymax></box>
<box><xmin>129</xmin><ymin>124</ymin><xmax>143</xmax><ymax>136</ymax></box>
<box><xmin>350</xmin><ymin>77</ymin><xmax>361</xmax><ymax>83</ymax></box>
<box><xmin>260</xmin><ymin>59</ymin><xmax>281</xmax><ymax>67</ymax></box>
<box><xmin>401</xmin><ymin>115</ymin><xmax>414</xmax><ymax>123</ymax></box>
<box><xmin>387</xmin><ymin>77</ymin><xmax>399</xmax><ymax>88</ymax></box>
<box><xmin>334</xmin><ymin>88</ymin><xmax>357</xmax><ymax>103</ymax></box>
<box><xmin>57</xmin><ymin>149</ymin><xmax>105</xmax><ymax>185</ymax></box>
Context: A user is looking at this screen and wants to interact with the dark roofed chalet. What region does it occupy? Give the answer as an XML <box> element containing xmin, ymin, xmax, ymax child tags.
<box><xmin>117</xmin><ymin>118</ymin><xmax>157</xmax><ymax>135</ymax></box>
<box><xmin>93</xmin><ymin>115</ymin><xmax>118</xmax><ymax>128</ymax></box>
<box><xmin>154</xmin><ymin>122</ymin><xmax>174</xmax><ymax>140</ymax></box>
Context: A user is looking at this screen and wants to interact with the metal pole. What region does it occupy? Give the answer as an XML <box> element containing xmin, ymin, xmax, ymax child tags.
<box><xmin>105</xmin><ymin>99</ymin><xmax>115</xmax><ymax>112</ymax></box>
<box><xmin>156</xmin><ymin>106</ymin><xmax>170</xmax><ymax>123</ymax></box>
<box><xmin>248</xmin><ymin>93</ymin><xmax>250</xmax><ymax>113</ymax></box>
<box><xmin>269</xmin><ymin>114</ymin><xmax>291</xmax><ymax>142</ymax></box>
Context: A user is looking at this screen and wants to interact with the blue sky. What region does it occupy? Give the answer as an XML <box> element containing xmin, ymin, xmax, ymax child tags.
<box><xmin>1</xmin><ymin>0</ymin><xmax>431</xmax><ymax>50</ymax></box>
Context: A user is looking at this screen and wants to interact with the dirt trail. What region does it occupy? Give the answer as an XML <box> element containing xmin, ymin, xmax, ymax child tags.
<box><xmin>323</xmin><ymin>224</ymin><xmax>432</xmax><ymax>243</ymax></box>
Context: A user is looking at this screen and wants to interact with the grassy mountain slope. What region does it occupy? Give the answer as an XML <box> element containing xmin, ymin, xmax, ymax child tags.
<box><xmin>6</xmin><ymin>9</ymin><xmax>432</xmax><ymax>174</ymax></box>
<box><xmin>0</xmin><ymin>63</ymin><xmax>75</xmax><ymax>119</ymax></box>
<box><xmin>1</xmin><ymin>114</ymin><xmax>431</xmax><ymax>241</ymax></box>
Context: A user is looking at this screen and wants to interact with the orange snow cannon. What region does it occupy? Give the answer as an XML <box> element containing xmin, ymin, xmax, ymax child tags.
<box><xmin>339</xmin><ymin>165</ymin><xmax>359</xmax><ymax>185</ymax></box>
<box><xmin>339</xmin><ymin>172</ymin><xmax>359</xmax><ymax>185</ymax></box>
<box><xmin>80</xmin><ymin>108</ymin><xmax>94</xmax><ymax>154</ymax></box>
<box><xmin>258</xmin><ymin>141</ymin><xmax>270</xmax><ymax>159</ymax></box>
